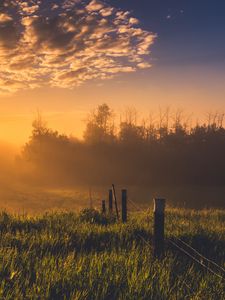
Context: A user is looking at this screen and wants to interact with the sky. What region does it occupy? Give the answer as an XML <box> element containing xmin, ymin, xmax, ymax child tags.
<box><xmin>0</xmin><ymin>0</ymin><xmax>225</xmax><ymax>145</ymax></box>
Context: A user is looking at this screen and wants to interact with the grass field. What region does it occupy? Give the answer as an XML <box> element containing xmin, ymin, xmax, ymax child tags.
<box><xmin>0</xmin><ymin>184</ymin><xmax>225</xmax><ymax>214</ymax></box>
<box><xmin>0</xmin><ymin>208</ymin><xmax>224</xmax><ymax>299</ymax></box>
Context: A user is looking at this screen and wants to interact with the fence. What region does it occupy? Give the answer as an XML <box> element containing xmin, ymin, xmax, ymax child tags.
<box><xmin>98</xmin><ymin>185</ymin><xmax>225</xmax><ymax>282</ymax></box>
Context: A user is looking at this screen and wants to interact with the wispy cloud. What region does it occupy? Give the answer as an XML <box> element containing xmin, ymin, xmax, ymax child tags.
<box><xmin>0</xmin><ymin>0</ymin><xmax>156</xmax><ymax>94</ymax></box>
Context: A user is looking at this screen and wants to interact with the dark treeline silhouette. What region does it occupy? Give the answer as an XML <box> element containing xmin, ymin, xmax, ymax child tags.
<box><xmin>19</xmin><ymin>104</ymin><xmax>225</xmax><ymax>191</ymax></box>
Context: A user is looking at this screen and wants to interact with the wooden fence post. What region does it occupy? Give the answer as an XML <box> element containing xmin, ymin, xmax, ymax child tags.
<box><xmin>122</xmin><ymin>189</ymin><xmax>127</xmax><ymax>223</ymax></box>
<box><xmin>102</xmin><ymin>200</ymin><xmax>106</xmax><ymax>214</ymax></box>
<box><xmin>153</xmin><ymin>198</ymin><xmax>165</xmax><ymax>259</ymax></box>
<box><xmin>109</xmin><ymin>189</ymin><xmax>113</xmax><ymax>213</ymax></box>
<box><xmin>112</xmin><ymin>184</ymin><xmax>119</xmax><ymax>220</ymax></box>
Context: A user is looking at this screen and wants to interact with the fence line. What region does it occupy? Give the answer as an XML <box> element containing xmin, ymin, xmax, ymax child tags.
<box><xmin>137</xmin><ymin>233</ymin><xmax>153</xmax><ymax>249</ymax></box>
<box><xmin>127</xmin><ymin>198</ymin><xmax>144</xmax><ymax>212</ymax></box>
<box><xmin>126</xmin><ymin>196</ymin><xmax>224</xmax><ymax>278</ymax></box>
<box><xmin>175</xmin><ymin>237</ymin><xmax>225</xmax><ymax>275</ymax></box>
<box><xmin>100</xmin><ymin>187</ymin><xmax>224</xmax><ymax>281</ymax></box>
<box><xmin>135</xmin><ymin>232</ymin><xmax>193</xmax><ymax>291</ymax></box>
<box><xmin>168</xmin><ymin>239</ymin><xmax>224</xmax><ymax>280</ymax></box>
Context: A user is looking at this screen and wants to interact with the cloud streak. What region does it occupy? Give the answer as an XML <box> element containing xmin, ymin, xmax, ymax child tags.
<box><xmin>0</xmin><ymin>0</ymin><xmax>156</xmax><ymax>94</ymax></box>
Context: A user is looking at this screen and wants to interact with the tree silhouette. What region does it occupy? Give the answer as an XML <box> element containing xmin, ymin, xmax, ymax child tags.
<box><xmin>18</xmin><ymin>104</ymin><xmax>225</xmax><ymax>202</ymax></box>
<box><xmin>83</xmin><ymin>103</ymin><xmax>115</xmax><ymax>144</ymax></box>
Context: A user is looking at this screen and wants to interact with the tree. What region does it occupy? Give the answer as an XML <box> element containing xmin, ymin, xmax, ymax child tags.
<box><xmin>83</xmin><ymin>103</ymin><xmax>115</xmax><ymax>143</ymax></box>
<box><xmin>119</xmin><ymin>122</ymin><xmax>145</xmax><ymax>144</ymax></box>
<box><xmin>22</xmin><ymin>112</ymin><xmax>68</xmax><ymax>162</ymax></box>
<box><xmin>118</xmin><ymin>107</ymin><xmax>145</xmax><ymax>144</ymax></box>
<box><xmin>31</xmin><ymin>111</ymin><xmax>49</xmax><ymax>137</ymax></box>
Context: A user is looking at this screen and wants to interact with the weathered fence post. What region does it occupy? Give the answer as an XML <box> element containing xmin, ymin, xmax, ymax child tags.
<box><xmin>153</xmin><ymin>198</ymin><xmax>165</xmax><ymax>259</ymax></box>
<box><xmin>109</xmin><ymin>189</ymin><xmax>113</xmax><ymax>213</ymax></box>
<box><xmin>102</xmin><ymin>200</ymin><xmax>106</xmax><ymax>214</ymax></box>
<box><xmin>121</xmin><ymin>189</ymin><xmax>127</xmax><ymax>223</ymax></box>
<box><xmin>112</xmin><ymin>184</ymin><xmax>119</xmax><ymax>220</ymax></box>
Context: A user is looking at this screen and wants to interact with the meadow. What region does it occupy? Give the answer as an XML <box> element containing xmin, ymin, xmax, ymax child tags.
<box><xmin>0</xmin><ymin>205</ymin><xmax>224</xmax><ymax>299</ymax></box>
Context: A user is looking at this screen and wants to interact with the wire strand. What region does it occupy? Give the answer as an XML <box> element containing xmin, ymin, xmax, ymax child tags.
<box><xmin>168</xmin><ymin>239</ymin><xmax>224</xmax><ymax>281</ymax></box>
<box><xmin>175</xmin><ymin>237</ymin><xmax>225</xmax><ymax>275</ymax></box>
<box><xmin>127</xmin><ymin>198</ymin><xmax>144</xmax><ymax>212</ymax></box>
<box><xmin>137</xmin><ymin>233</ymin><xmax>153</xmax><ymax>248</ymax></box>
<box><xmin>136</xmin><ymin>234</ymin><xmax>193</xmax><ymax>291</ymax></box>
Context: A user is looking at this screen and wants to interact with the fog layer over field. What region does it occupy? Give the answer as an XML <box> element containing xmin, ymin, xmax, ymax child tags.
<box><xmin>1</xmin><ymin>105</ymin><xmax>225</xmax><ymax>212</ymax></box>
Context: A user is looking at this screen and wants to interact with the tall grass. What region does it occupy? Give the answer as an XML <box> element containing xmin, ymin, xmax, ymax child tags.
<box><xmin>0</xmin><ymin>209</ymin><xmax>224</xmax><ymax>299</ymax></box>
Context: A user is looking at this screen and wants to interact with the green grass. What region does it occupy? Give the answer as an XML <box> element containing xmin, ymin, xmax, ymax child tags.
<box><xmin>0</xmin><ymin>209</ymin><xmax>224</xmax><ymax>299</ymax></box>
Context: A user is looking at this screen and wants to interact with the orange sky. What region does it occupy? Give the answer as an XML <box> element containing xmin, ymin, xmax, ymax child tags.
<box><xmin>1</xmin><ymin>65</ymin><xmax>225</xmax><ymax>146</ymax></box>
<box><xmin>1</xmin><ymin>1</ymin><xmax>225</xmax><ymax>147</ymax></box>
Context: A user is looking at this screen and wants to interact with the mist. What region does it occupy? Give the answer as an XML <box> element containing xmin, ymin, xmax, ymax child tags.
<box><xmin>0</xmin><ymin>104</ymin><xmax>224</xmax><ymax>213</ymax></box>
<box><xmin>0</xmin><ymin>142</ymin><xmax>18</xmax><ymax>183</ymax></box>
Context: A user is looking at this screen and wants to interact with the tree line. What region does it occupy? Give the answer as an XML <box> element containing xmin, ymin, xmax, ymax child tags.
<box><xmin>19</xmin><ymin>104</ymin><xmax>225</xmax><ymax>187</ymax></box>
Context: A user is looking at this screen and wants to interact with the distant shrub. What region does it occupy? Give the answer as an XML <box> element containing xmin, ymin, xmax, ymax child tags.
<box><xmin>79</xmin><ymin>208</ymin><xmax>116</xmax><ymax>225</ymax></box>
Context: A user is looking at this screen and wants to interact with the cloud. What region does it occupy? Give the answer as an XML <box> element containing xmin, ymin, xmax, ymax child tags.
<box><xmin>86</xmin><ymin>0</ymin><xmax>104</xmax><ymax>11</ymax></box>
<box><xmin>0</xmin><ymin>13</ymin><xmax>13</xmax><ymax>23</ymax></box>
<box><xmin>100</xmin><ymin>7</ymin><xmax>114</xmax><ymax>17</ymax></box>
<box><xmin>0</xmin><ymin>0</ymin><xmax>156</xmax><ymax>94</ymax></box>
<box><xmin>129</xmin><ymin>17</ymin><xmax>139</xmax><ymax>25</ymax></box>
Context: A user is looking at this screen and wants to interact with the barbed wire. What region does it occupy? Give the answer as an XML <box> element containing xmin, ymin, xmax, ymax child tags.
<box><xmin>100</xmin><ymin>189</ymin><xmax>224</xmax><ymax>282</ymax></box>
<box><xmin>175</xmin><ymin>237</ymin><xmax>225</xmax><ymax>275</ymax></box>
<box><xmin>168</xmin><ymin>239</ymin><xmax>224</xmax><ymax>281</ymax></box>
<box><xmin>135</xmin><ymin>233</ymin><xmax>193</xmax><ymax>291</ymax></box>
<box><xmin>136</xmin><ymin>233</ymin><xmax>153</xmax><ymax>248</ymax></box>
<box><xmin>127</xmin><ymin>198</ymin><xmax>144</xmax><ymax>212</ymax></box>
